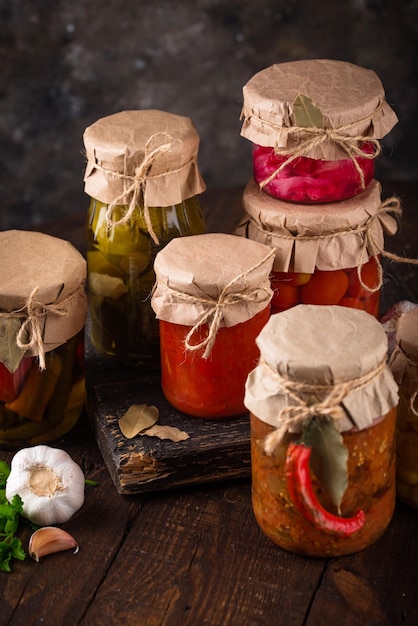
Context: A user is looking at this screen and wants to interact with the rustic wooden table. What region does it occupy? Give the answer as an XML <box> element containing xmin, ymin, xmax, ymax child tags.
<box><xmin>1</xmin><ymin>183</ymin><xmax>418</xmax><ymax>626</ymax></box>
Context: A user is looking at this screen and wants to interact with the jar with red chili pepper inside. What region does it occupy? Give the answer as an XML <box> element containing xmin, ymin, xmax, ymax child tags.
<box><xmin>0</xmin><ymin>230</ymin><xmax>87</xmax><ymax>448</ymax></box>
<box><xmin>245</xmin><ymin>305</ymin><xmax>399</xmax><ymax>557</ymax></box>
<box><xmin>388</xmin><ymin>306</ymin><xmax>418</xmax><ymax>509</ymax></box>
<box><xmin>151</xmin><ymin>233</ymin><xmax>275</xmax><ymax>418</ymax></box>
<box><xmin>235</xmin><ymin>178</ymin><xmax>401</xmax><ymax>318</ymax></box>
<box><xmin>240</xmin><ymin>59</ymin><xmax>398</xmax><ymax>203</ymax></box>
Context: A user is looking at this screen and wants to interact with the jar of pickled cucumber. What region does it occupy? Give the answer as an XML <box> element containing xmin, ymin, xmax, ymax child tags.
<box><xmin>240</xmin><ymin>59</ymin><xmax>398</xmax><ymax>203</ymax></box>
<box><xmin>151</xmin><ymin>233</ymin><xmax>275</xmax><ymax>418</ymax></box>
<box><xmin>0</xmin><ymin>230</ymin><xmax>87</xmax><ymax>448</ymax></box>
<box><xmin>388</xmin><ymin>306</ymin><xmax>418</xmax><ymax>509</ymax></box>
<box><xmin>245</xmin><ymin>305</ymin><xmax>399</xmax><ymax>557</ymax></box>
<box><xmin>235</xmin><ymin>178</ymin><xmax>401</xmax><ymax>318</ymax></box>
<box><xmin>83</xmin><ymin>109</ymin><xmax>206</xmax><ymax>367</ymax></box>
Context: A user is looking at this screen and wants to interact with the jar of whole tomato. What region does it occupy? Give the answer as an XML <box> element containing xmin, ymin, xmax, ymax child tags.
<box><xmin>245</xmin><ymin>305</ymin><xmax>399</xmax><ymax>557</ymax></box>
<box><xmin>388</xmin><ymin>307</ymin><xmax>418</xmax><ymax>509</ymax></box>
<box><xmin>151</xmin><ymin>233</ymin><xmax>275</xmax><ymax>418</ymax></box>
<box><xmin>240</xmin><ymin>59</ymin><xmax>398</xmax><ymax>203</ymax></box>
<box><xmin>0</xmin><ymin>230</ymin><xmax>87</xmax><ymax>448</ymax></box>
<box><xmin>83</xmin><ymin>109</ymin><xmax>206</xmax><ymax>368</ymax></box>
<box><xmin>235</xmin><ymin>178</ymin><xmax>401</xmax><ymax>318</ymax></box>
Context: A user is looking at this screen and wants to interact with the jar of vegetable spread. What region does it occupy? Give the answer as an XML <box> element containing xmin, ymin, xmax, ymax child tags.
<box><xmin>240</xmin><ymin>59</ymin><xmax>398</xmax><ymax>203</ymax></box>
<box><xmin>0</xmin><ymin>230</ymin><xmax>87</xmax><ymax>448</ymax></box>
<box><xmin>151</xmin><ymin>233</ymin><xmax>275</xmax><ymax>418</ymax></box>
<box><xmin>83</xmin><ymin>109</ymin><xmax>206</xmax><ymax>367</ymax></box>
<box><xmin>235</xmin><ymin>178</ymin><xmax>401</xmax><ymax>318</ymax></box>
<box><xmin>388</xmin><ymin>307</ymin><xmax>418</xmax><ymax>509</ymax></box>
<box><xmin>245</xmin><ymin>305</ymin><xmax>399</xmax><ymax>557</ymax></box>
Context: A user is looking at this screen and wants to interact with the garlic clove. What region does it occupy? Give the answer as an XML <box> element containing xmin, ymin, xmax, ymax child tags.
<box><xmin>29</xmin><ymin>527</ymin><xmax>79</xmax><ymax>562</ymax></box>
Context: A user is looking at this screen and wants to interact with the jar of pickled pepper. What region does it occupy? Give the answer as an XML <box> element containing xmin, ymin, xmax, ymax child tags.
<box><xmin>245</xmin><ymin>305</ymin><xmax>399</xmax><ymax>557</ymax></box>
<box><xmin>235</xmin><ymin>178</ymin><xmax>401</xmax><ymax>318</ymax></box>
<box><xmin>83</xmin><ymin>109</ymin><xmax>206</xmax><ymax>367</ymax></box>
<box><xmin>388</xmin><ymin>307</ymin><xmax>418</xmax><ymax>509</ymax></box>
<box><xmin>151</xmin><ymin>233</ymin><xmax>275</xmax><ymax>418</ymax></box>
<box><xmin>0</xmin><ymin>230</ymin><xmax>88</xmax><ymax>448</ymax></box>
<box><xmin>240</xmin><ymin>59</ymin><xmax>398</xmax><ymax>203</ymax></box>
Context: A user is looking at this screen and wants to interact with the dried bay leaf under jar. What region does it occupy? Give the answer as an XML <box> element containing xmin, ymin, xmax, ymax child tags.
<box><xmin>0</xmin><ymin>231</ymin><xmax>88</xmax><ymax>448</ymax></box>
<box><xmin>83</xmin><ymin>109</ymin><xmax>206</xmax><ymax>367</ymax></box>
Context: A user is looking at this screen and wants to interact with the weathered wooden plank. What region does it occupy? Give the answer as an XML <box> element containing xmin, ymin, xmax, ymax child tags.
<box><xmin>305</xmin><ymin>504</ymin><xmax>418</xmax><ymax>626</ymax></box>
<box><xmin>87</xmin><ymin>374</ymin><xmax>252</xmax><ymax>495</ymax></box>
<box><xmin>81</xmin><ymin>480</ymin><xmax>327</xmax><ymax>626</ymax></box>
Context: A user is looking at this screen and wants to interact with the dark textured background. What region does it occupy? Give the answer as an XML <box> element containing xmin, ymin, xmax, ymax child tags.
<box><xmin>1</xmin><ymin>0</ymin><xmax>417</xmax><ymax>229</ymax></box>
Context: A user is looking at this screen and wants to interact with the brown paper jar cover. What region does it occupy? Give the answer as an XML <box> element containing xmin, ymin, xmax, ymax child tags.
<box><xmin>0</xmin><ymin>230</ymin><xmax>87</xmax><ymax>364</ymax></box>
<box><xmin>151</xmin><ymin>233</ymin><xmax>275</xmax><ymax>328</ymax></box>
<box><xmin>240</xmin><ymin>59</ymin><xmax>398</xmax><ymax>161</ymax></box>
<box><xmin>389</xmin><ymin>307</ymin><xmax>418</xmax><ymax>397</ymax></box>
<box><xmin>244</xmin><ymin>304</ymin><xmax>399</xmax><ymax>435</ymax></box>
<box><xmin>83</xmin><ymin>109</ymin><xmax>206</xmax><ymax>208</ymax></box>
<box><xmin>235</xmin><ymin>178</ymin><xmax>399</xmax><ymax>273</ymax></box>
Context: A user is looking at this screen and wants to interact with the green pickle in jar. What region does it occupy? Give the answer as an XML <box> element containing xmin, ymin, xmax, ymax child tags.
<box><xmin>83</xmin><ymin>110</ymin><xmax>206</xmax><ymax>367</ymax></box>
<box><xmin>0</xmin><ymin>230</ymin><xmax>88</xmax><ymax>448</ymax></box>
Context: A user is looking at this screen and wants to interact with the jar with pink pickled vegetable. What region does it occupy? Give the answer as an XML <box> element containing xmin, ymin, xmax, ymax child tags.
<box><xmin>240</xmin><ymin>60</ymin><xmax>398</xmax><ymax>203</ymax></box>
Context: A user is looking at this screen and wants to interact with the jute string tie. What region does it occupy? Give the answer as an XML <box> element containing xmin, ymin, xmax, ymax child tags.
<box><xmin>158</xmin><ymin>248</ymin><xmax>275</xmax><ymax>359</ymax></box>
<box><xmin>91</xmin><ymin>133</ymin><xmax>186</xmax><ymax>245</ymax></box>
<box><xmin>242</xmin><ymin>108</ymin><xmax>382</xmax><ymax>190</ymax></box>
<box><xmin>0</xmin><ymin>287</ymin><xmax>72</xmax><ymax>369</ymax></box>
<box><xmin>246</xmin><ymin>195</ymin><xmax>418</xmax><ymax>293</ymax></box>
<box><xmin>260</xmin><ymin>356</ymin><xmax>388</xmax><ymax>455</ymax></box>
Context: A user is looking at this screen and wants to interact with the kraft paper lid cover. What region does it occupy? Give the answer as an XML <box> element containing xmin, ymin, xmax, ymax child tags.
<box><xmin>240</xmin><ymin>59</ymin><xmax>398</xmax><ymax>160</ymax></box>
<box><xmin>151</xmin><ymin>233</ymin><xmax>274</xmax><ymax>328</ymax></box>
<box><xmin>83</xmin><ymin>109</ymin><xmax>206</xmax><ymax>207</ymax></box>
<box><xmin>235</xmin><ymin>178</ymin><xmax>399</xmax><ymax>273</ymax></box>
<box><xmin>244</xmin><ymin>305</ymin><xmax>398</xmax><ymax>434</ymax></box>
<box><xmin>0</xmin><ymin>230</ymin><xmax>87</xmax><ymax>369</ymax></box>
<box><xmin>389</xmin><ymin>307</ymin><xmax>418</xmax><ymax>396</ymax></box>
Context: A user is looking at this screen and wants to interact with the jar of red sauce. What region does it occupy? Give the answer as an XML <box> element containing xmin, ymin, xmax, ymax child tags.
<box><xmin>245</xmin><ymin>305</ymin><xmax>399</xmax><ymax>557</ymax></box>
<box><xmin>151</xmin><ymin>233</ymin><xmax>275</xmax><ymax>418</ymax></box>
<box><xmin>0</xmin><ymin>230</ymin><xmax>87</xmax><ymax>448</ymax></box>
<box><xmin>240</xmin><ymin>59</ymin><xmax>398</xmax><ymax>203</ymax></box>
<box><xmin>235</xmin><ymin>178</ymin><xmax>400</xmax><ymax>318</ymax></box>
<box><xmin>388</xmin><ymin>307</ymin><xmax>418</xmax><ymax>509</ymax></box>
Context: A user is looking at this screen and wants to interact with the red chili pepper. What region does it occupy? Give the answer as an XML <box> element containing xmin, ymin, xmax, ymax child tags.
<box><xmin>285</xmin><ymin>441</ymin><xmax>366</xmax><ymax>536</ymax></box>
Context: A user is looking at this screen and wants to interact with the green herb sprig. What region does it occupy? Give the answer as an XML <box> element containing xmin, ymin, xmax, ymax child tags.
<box><xmin>0</xmin><ymin>460</ymin><xmax>26</xmax><ymax>572</ymax></box>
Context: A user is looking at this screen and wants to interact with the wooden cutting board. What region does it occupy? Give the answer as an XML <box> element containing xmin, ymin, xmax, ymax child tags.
<box><xmin>86</xmin><ymin>346</ymin><xmax>252</xmax><ymax>495</ymax></box>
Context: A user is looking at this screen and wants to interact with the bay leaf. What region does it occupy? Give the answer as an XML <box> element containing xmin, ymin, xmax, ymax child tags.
<box><xmin>308</xmin><ymin>416</ymin><xmax>349</xmax><ymax>510</ymax></box>
<box><xmin>0</xmin><ymin>318</ymin><xmax>26</xmax><ymax>373</ymax></box>
<box><xmin>140</xmin><ymin>424</ymin><xmax>190</xmax><ymax>442</ymax></box>
<box><xmin>118</xmin><ymin>404</ymin><xmax>159</xmax><ymax>439</ymax></box>
<box><xmin>292</xmin><ymin>93</ymin><xmax>324</xmax><ymax>129</ymax></box>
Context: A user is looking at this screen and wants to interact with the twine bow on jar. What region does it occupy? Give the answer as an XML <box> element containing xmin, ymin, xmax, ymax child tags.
<box><xmin>0</xmin><ymin>287</ymin><xmax>71</xmax><ymax>370</ymax></box>
<box><xmin>261</xmin><ymin>357</ymin><xmax>388</xmax><ymax>455</ymax></box>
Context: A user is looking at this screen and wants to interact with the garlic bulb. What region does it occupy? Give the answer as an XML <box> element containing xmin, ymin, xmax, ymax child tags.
<box><xmin>5</xmin><ymin>445</ymin><xmax>85</xmax><ymax>525</ymax></box>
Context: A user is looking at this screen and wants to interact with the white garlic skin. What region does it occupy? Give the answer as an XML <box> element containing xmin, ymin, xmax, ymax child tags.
<box><xmin>5</xmin><ymin>445</ymin><xmax>85</xmax><ymax>525</ymax></box>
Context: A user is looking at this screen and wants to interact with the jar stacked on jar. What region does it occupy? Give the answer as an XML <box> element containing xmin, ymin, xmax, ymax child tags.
<box><xmin>236</xmin><ymin>59</ymin><xmax>400</xmax><ymax>318</ymax></box>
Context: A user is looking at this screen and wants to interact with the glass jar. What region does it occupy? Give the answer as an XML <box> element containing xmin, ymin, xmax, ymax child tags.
<box><xmin>86</xmin><ymin>196</ymin><xmax>205</xmax><ymax>366</ymax></box>
<box><xmin>244</xmin><ymin>305</ymin><xmax>399</xmax><ymax>557</ymax></box>
<box><xmin>83</xmin><ymin>110</ymin><xmax>206</xmax><ymax>367</ymax></box>
<box><xmin>159</xmin><ymin>307</ymin><xmax>270</xmax><ymax>418</ymax></box>
<box><xmin>0</xmin><ymin>230</ymin><xmax>87</xmax><ymax>448</ymax></box>
<box><xmin>235</xmin><ymin>178</ymin><xmax>400</xmax><ymax>319</ymax></box>
<box><xmin>252</xmin><ymin>142</ymin><xmax>375</xmax><ymax>203</ymax></box>
<box><xmin>240</xmin><ymin>59</ymin><xmax>398</xmax><ymax>203</ymax></box>
<box><xmin>388</xmin><ymin>307</ymin><xmax>418</xmax><ymax>509</ymax></box>
<box><xmin>152</xmin><ymin>233</ymin><xmax>275</xmax><ymax>418</ymax></box>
